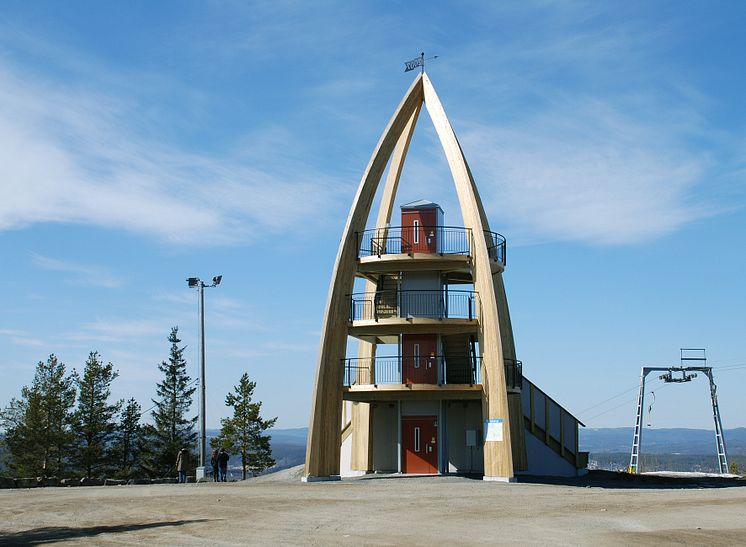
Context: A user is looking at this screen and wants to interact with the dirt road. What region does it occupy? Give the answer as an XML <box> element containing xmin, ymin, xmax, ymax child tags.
<box><xmin>2</xmin><ymin>468</ymin><xmax>745</xmax><ymax>545</ymax></box>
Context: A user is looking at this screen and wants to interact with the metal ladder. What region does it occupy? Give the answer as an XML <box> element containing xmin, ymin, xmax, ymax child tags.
<box><xmin>708</xmin><ymin>371</ymin><xmax>729</xmax><ymax>473</ymax></box>
<box><xmin>683</xmin><ymin>349</ymin><xmax>729</xmax><ymax>474</ymax></box>
<box><xmin>628</xmin><ymin>372</ymin><xmax>646</xmax><ymax>473</ymax></box>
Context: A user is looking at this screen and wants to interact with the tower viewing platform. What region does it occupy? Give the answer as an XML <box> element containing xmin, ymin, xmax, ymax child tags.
<box><xmin>305</xmin><ymin>72</ymin><xmax>587</xmax><ymax>481</ymax></box>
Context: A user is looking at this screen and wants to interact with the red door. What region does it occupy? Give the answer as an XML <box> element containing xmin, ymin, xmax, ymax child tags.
<box><xmin>401</xmin><ymin>209</ymin><xmax>437</xmax><ymax>253</ymax></box>
<box><xmin>402</xmin><ymin>334</ymin><xmax>438</xmax><ymax>384</ymax></box>
<box><xmin>402</xmin><ymin>416</ymin><xmax>438</xmax><ymax>474</ymax></box>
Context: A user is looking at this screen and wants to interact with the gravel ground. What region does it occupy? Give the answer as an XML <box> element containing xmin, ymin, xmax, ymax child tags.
<box><xmin>1</xmin><ymin>467</ymin><xmax>745</xmax><ymax>546</ymax></box>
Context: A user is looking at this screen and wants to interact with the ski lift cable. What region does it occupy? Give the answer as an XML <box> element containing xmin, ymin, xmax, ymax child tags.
<box><xmin>577</xmin><ymin>383</ymin><xmax>641</xmax><ymax>415</ymax></box>
<box><xmin>583</xmin><ymin>377</ymin><xmax>673</xmax><ymax>423</ymax></box>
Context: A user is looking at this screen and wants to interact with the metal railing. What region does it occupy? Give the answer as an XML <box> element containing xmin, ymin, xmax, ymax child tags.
<box><xmin>504</xmin><ymin>358</ymin><xmax>522</xmax><ymax>391</ymax></box>
<box><xmin>342</xmin><ymin>355</ymin><xmax>481</xmax><ymax>386</ymax></box>
<box><xmin>349</xmin><ymin>290</ymin><xmax>479</xmax><ymax>321</ymax></box>
<box><xmin>356</xmin><ymin>226</ymin><xmax>472</xmax><ymax>257</ymax></box>
<box><xmin>485</xmin><ymin>230</ymin><xmax>507</xmax><ymax>265</ymax></box>
<box><xmin>341</xmin><ymin>356</ymin><xmax>521</xmax><ymax>389</ymax></box>
<box><xmin>355</xmin><ymin>226</ymin><xmax>507</xmax><ymax>266</ymax></box>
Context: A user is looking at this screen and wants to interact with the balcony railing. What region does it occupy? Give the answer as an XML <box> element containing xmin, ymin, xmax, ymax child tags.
<box><xmin>504</xmin><ymin>358</ymin><xmax>522</xmax><ymax>391</ymax></box>
<box><xmin>356</xmin><ymin>226</ymin><xmax>472</xmax><ymax>257</ymax></box>
<box><xmin>342</xmin><ymin>356</ymin><xmax>522</xmax><ymax>389</ymax></box>
<box><xmin>355</xmin><ymin>226</ymin><xmax>506</xmax><ymax>266</ymax></box>
<box><xmin>349</xmin><ymin>290</ymin><xmax>478</xmax><ymax>322</ymax></box>
<box><xmin>342</xmin><ymin>355</ymin><xmax>481</xmax><ymax>386</ymax></box>
<box><xmin>485</xmin><ymin>230</ymin><xmax>507</xmax><ymax>265</ymax></box>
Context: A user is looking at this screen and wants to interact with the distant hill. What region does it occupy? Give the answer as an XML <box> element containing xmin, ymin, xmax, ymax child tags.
<box><xmin>259</xmin><ymin>426</ymin><xmax>746</xmax><ymax>457</ymax></box>
<box><xmin>206</xmin><ymin>427</ymin><xmax>308</xmax><ymax>474</ymax></box>
<box><xmin>247</xmin><ymin>426</ymin><xmax>746</xmax><ymax>474</ymax></box>
<box><xmin>580</xmin><ymin>427</ymin><xmax>746</xmax><ymax>455</ymax></box>
<box><xmin>262</xmin><ymin>426</ymin><xmax>746</xmax><ymax>475</ymax></box>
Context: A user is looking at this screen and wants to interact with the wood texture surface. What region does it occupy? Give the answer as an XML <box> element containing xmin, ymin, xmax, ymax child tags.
<box><xmin>306</xmin><ymin>73</ymin><xmax>518</xmax><ymax>479</ymax></box>
<box><xmin>422</xmin><ymin>73</ymin><xmax>514</xmax><ymax>479</ymax></box>
<box><xmin>350</xmin><ymin>103</ymin><xmax>422</xmax><ymax>472</ymax></box>
<box><xmin>305</xmin><ymin>75</ymin><xmax>424</xmax><ymax>478</ymax></box>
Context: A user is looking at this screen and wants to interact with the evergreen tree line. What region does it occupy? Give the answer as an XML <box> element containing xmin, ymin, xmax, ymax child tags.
<box><xmin>0</xmin><ymin>327</ymin><xmax>276</xmax><ymax>480</ymax></box>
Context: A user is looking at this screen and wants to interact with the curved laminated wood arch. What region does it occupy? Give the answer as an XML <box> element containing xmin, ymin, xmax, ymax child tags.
<box><xmin>304</xmin><ymin>75</ymin><xmax>424</xmax><ymax>479</ymax></box>
<box><xmin>305</xmin><ymin>73</ymin><xmax>515</xmax><ymax>481</ymax></box>
<box><xmin>421</xmin><ymin>74</ymin><xmax>513</xmax><ymax>480</ymax></box>
<box><xmin>350</xmin><ymin>102</ymin><xmax>423</xmax><ymax>472</ymax></box>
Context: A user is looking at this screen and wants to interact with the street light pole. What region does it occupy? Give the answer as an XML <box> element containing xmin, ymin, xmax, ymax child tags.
<box><xmin>198</xmin><ymin>280</ymin><xmax>206</xmax><ymax>474</ymax></box>
<box><xmin>187</xmin><ymin>275</ymin><xmax>222</xmax><ymax>481</ymax></box>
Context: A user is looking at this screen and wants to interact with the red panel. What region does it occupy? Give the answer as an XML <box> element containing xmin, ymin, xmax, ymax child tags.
<box><xmin>401</xmin><ymin>209</ymin><xmax>437</xmax><ymax>253</ymax></box>
<box><xmin>402</xmin><ymin>416</ymin><xmax>438</xmax><ymax>474</ymax></box>
<box><xmin>401</xmin><ymin>334</ymin><xmax>438</xmax><ymax>384</ymax></box>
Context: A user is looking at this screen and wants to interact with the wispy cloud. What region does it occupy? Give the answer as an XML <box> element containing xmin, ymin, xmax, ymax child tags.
<box><xmin>400</xmin><ymin>5</ymin><xmax>741</xmax><ymax>246</ymax></box>
<box><xmin>0</xmin><ymin>328</ymin><xmax>44</xmax><ymax>347</ymax></box>
<box><xmin>155</xmin><ymin>291</ymin><xmax>196</xmax><ymax>306</ymax></box>
<box><xmin>460</xmin><ymin>101</ymin><xmax>713</xmax><ymax>245</ymax></box>
<box><xmin>0</xmin><ymin>2</ymin><xmax>741</xmax><ymax>251</ymax></box>
<box><xmin>0</xmin><ymin>53</ymin><xmax>347</xmax><ymax>246</ymax></box>
<box><xmin>30</xmin><ymin>252</ymin><xmax>126</xmax><ymax>288</ymax></box>
<box><xmin>69</xmin><ymin>319</ymin><xmax>172</xmax><ymax>344</ymax></box>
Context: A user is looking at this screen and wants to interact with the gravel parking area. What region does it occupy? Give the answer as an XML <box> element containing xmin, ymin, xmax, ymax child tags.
<box><xmin>1</xmin><ymin>467</ymin><xmax>745</xmax><ymax>545</ymax></box>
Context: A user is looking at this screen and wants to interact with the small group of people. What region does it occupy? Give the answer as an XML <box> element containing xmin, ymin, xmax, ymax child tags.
<box><xmin>211</xmin><ymin>447</ymin><xmax>230</xmax><ymax>482</ymax></box>
<box><xmin>174</xmin><ymin>446</ymin><xmax>230</xmax><ymax>483</ymax></box>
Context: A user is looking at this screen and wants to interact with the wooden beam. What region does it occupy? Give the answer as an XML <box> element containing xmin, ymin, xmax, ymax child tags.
<box><xmin>305</xmin><ymin>75</ymin><xmax>424</xmax><ymax>479</ymax></box>
<box><xmin>351</xmin><ymin>103</ymin><xmax>422</xmax><ymax>473</ymax></box>
<box><xmin>422</xmin><ymin>74</ymin><xmax>514</xmax><ymax>481</ymax></box>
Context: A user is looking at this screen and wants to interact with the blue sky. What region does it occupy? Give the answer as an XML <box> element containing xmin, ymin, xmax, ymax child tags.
<box><xmin>1</xmin><ymin>1</ymin><xmax>744</xmax><ymax>432</ymax></box>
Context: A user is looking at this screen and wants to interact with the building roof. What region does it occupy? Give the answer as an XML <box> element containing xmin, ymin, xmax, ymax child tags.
<box><xmin>400</xmin><ymin>199</ymin><xmax>443</xmax><ymax>212</ymax></box>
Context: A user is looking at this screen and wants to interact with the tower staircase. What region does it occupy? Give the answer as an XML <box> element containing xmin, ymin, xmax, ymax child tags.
<box><xmin>441</xmin><ymin>333</ymin><xmax>474</xmax><ymax>384</ymax></box>
<box><xmin>521</xmin><ymin>377</ymin><xmax>588</xmax><ymax>471</ymax></box>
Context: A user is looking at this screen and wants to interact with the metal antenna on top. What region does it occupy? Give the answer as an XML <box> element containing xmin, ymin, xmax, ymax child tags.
<box><xmin>404</xmin><ymin>52</ymin><xmax>439</xmax><ymax>74</ymax></box>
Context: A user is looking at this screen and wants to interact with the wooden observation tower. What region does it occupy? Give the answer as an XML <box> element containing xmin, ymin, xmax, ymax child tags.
<box><xmin>304</xmin><ymin>73</ymin><xmax>587</xmax><ymax>481</ymax></box>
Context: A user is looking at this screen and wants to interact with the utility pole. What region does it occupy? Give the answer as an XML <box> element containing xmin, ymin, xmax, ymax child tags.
<box><xmin>187</xmin><ymin>275</ymin><xmax>222</xmax><ymax>481</ymax></box>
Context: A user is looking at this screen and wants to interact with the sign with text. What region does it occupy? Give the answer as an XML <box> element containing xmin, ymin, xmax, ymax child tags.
<box><xmin>484</xmin><ymin>418</ymin><xmax>504</xmax><ymax>442</ymax></box>
<box><xmin>404</xmin><ymin>55</ymin><xmax>424</xmax><ymax>72</ymax></box>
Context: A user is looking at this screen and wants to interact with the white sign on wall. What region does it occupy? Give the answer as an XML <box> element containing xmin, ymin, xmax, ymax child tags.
<box><xmin>484</xmin><ymin>418</ymin><xmax>504</xmax><ymax>442</ymax></box>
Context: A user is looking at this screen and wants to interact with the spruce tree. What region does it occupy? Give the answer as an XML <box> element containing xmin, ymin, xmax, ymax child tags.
<box><xmin>141</xmin><ymin>327</ymin><xmax>197</xmax><ymax>477</ymax></box>
<box><xmin>72</xmin><ymin>352</ymin><xmax>121</xmax><ymax>478</ymax></box>
<box><xmin>0</xmin><ymin>355</ymin><xmax>76</xmax><ymax>476</ymax></box>
<box><xmin>112</xmin><ymin>398</ymin><xmax>142</xmax><ymax>479</ymax></box>
<box><xmin>213</xmin><ymin>372</ymin><xmax>277</xmax><ymax>479</ymax></box>
<box><xmin>0</xmin><ymin>398</ymin><xmax>26</xmax><ymax>475</ymax></box>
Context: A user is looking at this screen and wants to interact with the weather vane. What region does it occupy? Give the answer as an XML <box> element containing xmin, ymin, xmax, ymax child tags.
<box><xmin>404</xmin><ymin>52</ymin><xmax>438</xmax><ymax>74</ymax></box>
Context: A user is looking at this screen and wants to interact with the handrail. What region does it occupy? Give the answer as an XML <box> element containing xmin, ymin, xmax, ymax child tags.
<box><xmin>523</xmin><ymin>376</ymin><xmax>585</xmax><ymax>427</ymax></box>
<box><xmin>341</xmin><ymin>355</ymin><xmax>521</xmax><ymax>390</ymax></box>
<box><xmin>341</xmin><ymin>355</ymin><xmax>482</xmax><ymax>386</ymax></box>
<box><xmin>484</xmin><ymin>230</ymin><xmax>507</xmax><ymax>266</ymax></box>
<box><xmin>348</xmin><ymin>289</ymin><xmax>479</xmax><ymax>321</ymax></box>
<box><xmin>356</xmin><ymin>225</ymin><xmax>472</xmax><ymax>257</ymax></box>
<box><xmin>504</xmin><ymin>358</ymin><xmax>522</xmax><ymax>391</ymax></box>
<box><xmin>355</xmin><ymin>225</ymin><xmax>507</xmax><ymax>266</ymax></box>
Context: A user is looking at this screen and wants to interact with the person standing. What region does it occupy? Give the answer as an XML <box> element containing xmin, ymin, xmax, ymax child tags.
<box><xmin>211</xmin><ymin>448</ymin><xmax>219</xmax><ymax>482</ymax></box>
<box><xmin>176</xmin><ymin>448</ymin><xmax>189</xmax><ymax>484</ymax></box>
<box><xmin>218</xmin><ymin>447</ymin><xmax>230</xmax><ymax>482</ymax></box>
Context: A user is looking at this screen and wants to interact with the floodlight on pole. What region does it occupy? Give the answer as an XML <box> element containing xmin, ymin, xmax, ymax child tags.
<box><xmin>186</xmin><ymin>274</ymin><xmax>223</xmax><ymax>481</ymax></box>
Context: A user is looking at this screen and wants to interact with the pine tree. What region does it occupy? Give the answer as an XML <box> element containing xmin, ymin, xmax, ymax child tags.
<box><xmin>112</xmin><ymin>398</ymin><xmax>142</xmax><ymax>479</ymax></box>
<box><xmin>141</xmin><ymin>327</ymin><xmax>197</xmax><ymax>477</ymax></box>
<box><xmin>0</xmin><ymin>355</ymin><xmax>76</xmax><ymax>477</ymax></box>
<box><xmin>0</xmin><ymin>398</ymin><xmax>26</xmax><ymax>474</ymax></box>
<box><xmin>213</xmin><ymin>372</ymin><xmax>277</xmax><ymax>479</ymax></box>
<box><xmin>72</xmin><ymin>352</ymin><xmax>121</xmax><ymax>478</ymax></box>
